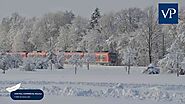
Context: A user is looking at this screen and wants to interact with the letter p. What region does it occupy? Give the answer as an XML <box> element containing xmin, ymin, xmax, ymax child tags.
<box><xmin>169</xmin><ymin>8</ymin><xmax>176</xmax><ymax>18</ymax></box>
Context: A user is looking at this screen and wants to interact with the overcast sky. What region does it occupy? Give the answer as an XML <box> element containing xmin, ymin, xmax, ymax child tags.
<box><xmin>0</xmin><ymin>0</ymin><xmax>184</xmax><ymax>19</ymax></box>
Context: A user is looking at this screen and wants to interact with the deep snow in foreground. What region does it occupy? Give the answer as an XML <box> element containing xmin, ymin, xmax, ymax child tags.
<box><xmin>0</xmin><ymin>65</ymin><xmax>185</xmax><ymax>104</ymax></box>
<box><xmin>0</xmin><ymin>96</ymin><xmax>177</xmax><ymax>104</ymax></box>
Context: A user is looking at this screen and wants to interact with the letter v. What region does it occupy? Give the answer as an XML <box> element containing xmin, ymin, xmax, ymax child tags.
<box><xmin>161</xmin><ymin>9</ymin><xmax>170</xmax><ymax>18</ymax></box>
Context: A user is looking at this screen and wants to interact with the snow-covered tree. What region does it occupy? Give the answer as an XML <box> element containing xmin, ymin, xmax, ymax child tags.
<box><xmin>158</xmin><ymin>41</ymin><xmax>184</xmax><ymax>73</ymax></box>
<box><xmin>57</xmin><ymin>16</ymin><xmax>86</xmax><ymax>51</ymax></box>
<box><xmin>12</xmin><ymin>19</ymin><xmax>35</xmax><ymax>52</ymax></box>
<box><xmin>80</xmin><ymin>8</ymin><xmax>106</xmax><ymax>52</ymax></box>
<box><xmin>158</xmin><ymin>9</ymin><xmax>185</xmax><ymax>74</ymax></box>
<box><xmin>82</xmin><ymin>53</ymin><xmax>96</xmax><ymax>70</ymax></box>
<box><xmin>0</xmin><ymin>28</ymin><xmax>11</xmax><ymax>52</ymax></box>
<box><xmin>89</xmin><ymin>8</ymin><xmax>101</xmax><ymax>30</ymax></box>
<box><xmin>114</xmin><ymin>8</ymin><xmax>144</xmax><ymax>34</ymax></box>
<box><xmin>70</xmin><ymin>16</ymin><xmax>88</xmax><ymax>51</ymax></box>
<box><xmin>57</xmin><ymin>24</ymin><xmax>73</xmax><ymax>51</ymax></box>
<box><xmin>46</xmin><ymin>51</ymin><xmax>58</xmax><ymax>70</ymax></box>
<box><xmin>54</xmin><ymin>51</ymin><xmax>65</xmax><ymax>69</ymax></box>
<box><xmin>99</xmin><ymin>13</ymin><xmax>118</xmax><ymax>52</ymax></box>
<box><xmin>122</xmin><ymin>47</ymin><xmax>137</xmax><ymax>74</ymax></box>
<box><xmin>29</xmin><ymin>11</ymin><xmax>74</xmax><ymax>51</ymax></box>
<box><xmin>7</xmin><ymin>13</ymin><xmax>25</xmax><ymax>51</ymax></box>
<box><xmin>0</xmin><ymin>13</ymin><xmax>25</xmax><ymax>52</ymax></box>
<box><xmin>67</xmin><ymin>54</ymin><xmax>82</xmax><ymax>74</ymax></box>
<box><xmin>81</xmin><ymin>30</ymin><xmax>106</xmax><ymax>52</ymax></box>
<box><xmin>139</xmin><ymin>7</ymin><xmax>162</xmax><ymax>64</ymax></box>
<box><xmin>106</xmin><ymin>33</ymin><xmax>130</xmax><ymax>65</ymax></box>
<box><xmin>104</xmin><ymin>9</ymin><xmax>145</xmax><ymax>65</ymax></box>
<box><xmin>0</xmin><ymin>55</ymin><xmax>10</xmax><ymax>74</ymax></box>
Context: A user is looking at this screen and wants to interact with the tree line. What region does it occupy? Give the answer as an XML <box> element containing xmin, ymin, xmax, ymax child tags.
<box><xmin>0</xmin><ymin>7</ymin><xmax>185</xmax><ymax>73</ymax></box>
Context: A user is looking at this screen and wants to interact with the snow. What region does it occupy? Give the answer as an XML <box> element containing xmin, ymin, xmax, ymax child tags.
<box><xmin>143</xmin><ymin>64</ymin><xmax>160</xmax><ymax>74</ymax></box>
<box><xmin>1</xmin><ymin>65</ymin><xmax>185</xmax><ymax>104</ymax></box>
<box><xmin>0</xmin><ymin>96</ymin><xmax>177</xmax><ymax>104</ymax></box>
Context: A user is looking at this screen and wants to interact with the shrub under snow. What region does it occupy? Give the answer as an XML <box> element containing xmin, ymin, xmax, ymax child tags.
<box><xmin>7</xmin><ymin>54</ymin><xmax>23</xmax><ymax>68</ymax></box>
<box><xmin>0</xmin><ymin>53</ymin><xmax>23</xmax><ymax>73</ymax></box>
<box><xmin>143</xmin><ymin>64</ymin><xmax>160</xmax><ymax>74</ymax></box>
<box><xmin>21</xmin><ymin>57</ymin><xmax>48</xmax><ymax>71</ymax></box>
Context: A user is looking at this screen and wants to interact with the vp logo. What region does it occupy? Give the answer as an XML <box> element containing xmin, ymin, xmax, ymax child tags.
<box><xmin>159</xmin><ymin>3</ymin><xmax>178</xmax><ymax>24</ymax></box>
<box><xmin>161</xmin><ymin>8</ymin><xmax>176</xmax><ymax>19</ymax></box>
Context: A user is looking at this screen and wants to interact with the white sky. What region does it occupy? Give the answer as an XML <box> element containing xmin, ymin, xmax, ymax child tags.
<box><xmin>0</xmin><ymin>0</ymin><xmax>184</xmax><ymax>19</ymax></box>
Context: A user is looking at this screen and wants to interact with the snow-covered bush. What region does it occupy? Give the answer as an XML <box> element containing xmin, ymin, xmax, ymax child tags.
<box><xmin>82</xmin><ymin>53</ymin><xmax>96</xmax><ymax>70</ymax></box>
<box><xmin>0</xmin><ymin>53</ymin><xmax>23</xmax><ymax>73</ymax></box>
<box><xmin>33</xmin><ymin>57</ymin><xmax>48</xmax><ymax>69</ymax></box>
<box><xmin>179</xmin><ymin>58</ymin><xmax>185</xmax><ymax>75</ymax></box>
<box><xmin>181</xmin><ymin>59</ymin><xmax>185</xmax><ymax>70</ymax></box>
<box><xmin>7</xmin><ymin>54</ymin><xmax>23</xmax><ymax>68</ymax></box>
<box><xmin>21</xmin><ymin>58</ymin><xmax>36</xmax><ymax>71</ymax></box>
<box><xmin>22</xmin><ymin>59</ymin><xmax>35</xmax><ymax>71</ymax></box>
<box><xmin>67</xmin><ymin>54</ymin><xmax>82</xmax><ymax>74</ymax></box>
<box><xmin>143</xmin><ymin>64</ymin><xmax>160</xmax><ymax>74</ymax></box>
<box><xmin>21</xmin><ymin>57</ymin><xmax>48</xmax><ymax>71</ymax></box>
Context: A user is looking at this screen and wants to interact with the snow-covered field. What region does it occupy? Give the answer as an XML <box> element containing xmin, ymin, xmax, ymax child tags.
<box><xmin>1</xmin><ymin>65</ymin><xmax>185</xmax><ymax>104</ymax></box>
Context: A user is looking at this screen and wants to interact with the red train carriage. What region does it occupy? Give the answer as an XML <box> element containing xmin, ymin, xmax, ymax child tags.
<box><xmin>95</xmin><ymin>52</ymin><xmax>117</xmax><ymax>65</ymax></box>
<box><xmin>3</xmin><ymin>51</ymin><xmax>117</xmax><ymax>66</ymax></box>
<box><xmin>64</xmin><ymin>51</ymin><xmax>117</xmax><ymax>65</ymax></box>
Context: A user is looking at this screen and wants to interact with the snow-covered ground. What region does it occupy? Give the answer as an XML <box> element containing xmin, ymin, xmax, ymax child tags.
<box><xmin>1</xmin><ymin>65</ymin><xmax>185</xmax><ymax>104</ymax></box>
